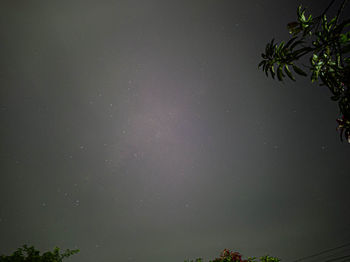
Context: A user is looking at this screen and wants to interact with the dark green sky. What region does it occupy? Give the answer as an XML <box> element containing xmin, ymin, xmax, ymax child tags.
<box><xmin>1</xmin><ymin>1</ymin><xmax>350</xmax><ymax>262</ymax></box>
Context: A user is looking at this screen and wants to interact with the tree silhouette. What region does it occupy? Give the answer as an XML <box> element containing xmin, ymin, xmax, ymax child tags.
<box><xmin>184</xmin><ymin>249</ymin><xmax>280</xmax><ymax>262</ymax></box>
<box><xmin>0</xmin><ymin>245</ymin><xmax>79</xmax><ymax>262</ymax></box>
<box><xmin>259</xmin><ymin>0</ymin><xmax>350</xmax><ymax>143</ymax></box>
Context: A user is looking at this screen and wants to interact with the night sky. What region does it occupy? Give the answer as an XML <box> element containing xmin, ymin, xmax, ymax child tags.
<box><xmin>1</xmin><ymin>1</ymin><xmax>350</xmax><ymax>262</ymax></box>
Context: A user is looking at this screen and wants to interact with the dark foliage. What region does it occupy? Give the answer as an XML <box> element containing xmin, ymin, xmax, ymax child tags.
<box><xmin>259</xmin><ymin>0</ymin><xmax>350</xmax><ymax>143</ymax></box>
<box><xmin>0</xmin><ymin>245</ymin><xmax>79</xmax><ymax>262</ymax></box>
<box><xmin>184</xmin><ymin>249</ymin><xmax>280</xmax><ymax>262</ymax></box>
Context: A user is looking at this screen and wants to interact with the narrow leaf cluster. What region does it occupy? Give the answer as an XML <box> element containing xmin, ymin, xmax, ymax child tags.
<box><xmin>259</xmin><ymin>3</ymin><xmax>350</xmax><ymax>143</ymax></box>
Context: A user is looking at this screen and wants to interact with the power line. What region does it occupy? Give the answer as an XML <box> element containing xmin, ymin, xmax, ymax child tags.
<box><xmin>336</xmin><ymin>258</ymin><xmax>350</xmax><ymax>262</ymax></box>
<box><xmin>305</xmin><ymin>246</ymin><xmax>350</xmax><ymax>262</ymax></box>
<box><xmin>324</xmin><ymin>254</ymin><xmax>350</xmax><ymax>262</ymax></box>
<box><xmin>291</xmin><ymin>242</ymin><xmax>350</xmax><ymax>262</ymax></box>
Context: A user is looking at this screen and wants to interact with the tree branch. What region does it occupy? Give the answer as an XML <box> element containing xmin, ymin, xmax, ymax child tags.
<box><xmin>335</xmin><ymin>0</ymin><xmax>349</xmax><ymax>24</ymax></box>
<box><xmin>322</xmin><ymin>0</ymin><xmax>337</xmax><ymax>17</ymax></box>
<box><xmin>334</xmin><ymin>0</ymin><xmax>349</xmax><ymax>68</ymax></box>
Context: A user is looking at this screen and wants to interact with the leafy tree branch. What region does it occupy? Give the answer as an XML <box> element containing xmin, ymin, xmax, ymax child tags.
<box><xmin>259</xmin><ymin>0</ymin><xmax>350</xmax><ymax>143</ymax></box>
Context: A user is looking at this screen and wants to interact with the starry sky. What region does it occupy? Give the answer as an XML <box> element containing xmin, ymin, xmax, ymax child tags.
<box><xmin>1</xmin><ymin>1</ymin><xmax>350</xmax><ymax>262</ymax></box>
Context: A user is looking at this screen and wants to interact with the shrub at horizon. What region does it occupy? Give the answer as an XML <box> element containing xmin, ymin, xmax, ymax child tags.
<box><xmin>184</xmin><ymin>249</ymin><xmax>281</xmax><ymax>262</ymax></box>
<box><xmin>0</xmin><ymin>245</ymin><xmax>79</xmax><ymax>262</ymax></box>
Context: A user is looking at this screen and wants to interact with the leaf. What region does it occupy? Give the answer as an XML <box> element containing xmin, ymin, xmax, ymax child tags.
<box><xmin>297</xmin><ymin>5</ymin><xmax>302</xmax><ymax>14</ymax></box>
<box><xmin>331</xmin><ymin>95</ymin><xmax>340</xmax><ymax>101</ymax></box>
<box><xmin>284</xmin><ymin>65</ymin><xmax>295</xmax><ymax>81</ymax></box>
<box><xmin>311</xmin><ymin>70</ymin><xmax>319</xmax><ymax>82</ymax></box>
<box><xmin>266</xmin><ymin>39</ymin><xmax>275</xmax><ymax>57</ymax></box>
<box><xmin>277</xmin><ymin>65</ymin><xmax>285</xmax><ymax>81</ymax></box>
<box><xmin>258</xmin><ymin>60</ymin><xmax>265</xmax><ymax>69</ymax></box>
<box><xmin>277</xmin><ymin>41</ymin><xmax>285</xmax><ymax>52</ymax></box>
<box><xmin>285</xmin><ymin>36</ymin><xmax>298</xmax><ymax>49</ymax></box>
<box><xmin>307</xmin><ymin>14</ymin><xmax>312</xmax><ymax>22</ymax></box>
<box><xmin>329</xmin><ymin>16</ymin><xmax>336</xmax><ymax>25</ymax></box>
<box><xmin>262</xmin><ymin>62</ymin><xmax>267</xmax><ymax>72</ymax></box>
<box><xmin>293</xmin><ymin>47</ymin><xmax>311</xmax><ymax>58</ymax></box>
<box><xmin>322</xmin><ymin>14</ymin><xmax>328</xmax><ymax>32</ymax></box>
<box><xmin>269</xmin><ymin>66</ymin><xmax>275</xmax><ymax>79</ymax></box>
<box><xmin>340</xmin><ymin>32</ymin><xmax>350</xmax><ymax>44</ymax></box>
<box><xmin>292</xmin><ymin>64</ymin><xmax>308</xmax><ymax>76</ymax></box>
<box><xmin>261</xmin><ymin>53</ymin><xmax>267</xmax><ymax>59</ymax></box>
<box><xmin>328</xmin><ymin>16</ymin><xmax>336</xmax><ymax>30</ymax></box>
<box><xmin>265</xmin><ymin>43</ymin><xmax>269</xmax><ymax>56</ymax></box>
<box><xmin>297</xmin><ymin>5</ymin><xmax>303</xmax><ymax>20</ymax></box>
<box><xmin>301</xmin><ymin>12</ymin><xmax>306</xmax><ymax>22</ymax></box>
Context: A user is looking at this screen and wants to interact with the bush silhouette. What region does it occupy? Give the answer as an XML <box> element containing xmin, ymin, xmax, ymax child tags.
<box><xmin>0</xmin><ymin>245</ymin><xmax>79</xmax><ymax>262</ymax></box>
<box><xmin>184</xmin><ymin>249</ymin><xmax>280</xmax><ymax>262</ymax></box>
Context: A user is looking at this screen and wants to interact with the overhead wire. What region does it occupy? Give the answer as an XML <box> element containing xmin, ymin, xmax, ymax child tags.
<box><xmin>336</xmin><ymin>258</ymin><xmax>350</xmax><ymax>262</ymax></box>
<box><xmin>304</xmin><ymin>246</ymin><xmax>350</xmax><ymax>262</ymax></box>
<box><xmin>291</xmin><ymin>242</ymin><xmax>350</xmax><ymax>262</ymax></box>
<box><xmin>324</xmin><ymin>254</ymin><xmax>350</xmax><ymax>262</ymax></box>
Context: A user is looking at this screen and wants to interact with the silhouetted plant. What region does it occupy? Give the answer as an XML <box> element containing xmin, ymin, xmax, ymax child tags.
<box><xmin>184</xmin><ymin>249</ymin><xmax>280</xmax><ymax>262</ymax></box>
<box><xmin>258</xmin><ymin>0</ymin><xmax>350</xmax><ymax>143</ymax></box>
<box><xmin>0</xmin><ymin>244</ymin><xmax>79</xmax><ymax>262</ymax></box>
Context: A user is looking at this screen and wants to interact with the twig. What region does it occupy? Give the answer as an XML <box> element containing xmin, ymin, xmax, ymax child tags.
<box><xmin>335</xmin><ymin>0</ymin><xmax>349</xmax><ymax>68</ymax></box>
<box><xmin>315</xmin><ymin>0</ymin><xmax>337</xmax><ymax>32</ymax></box>
<box><xmin>335</xmin><ymin>0</ymin><xmax>349</xmax><ymax>24</ymax></box>
<box><xmin>322</xmin><ymin>0</ymin><xmax>337</xmax><ymax>16</ymax></box>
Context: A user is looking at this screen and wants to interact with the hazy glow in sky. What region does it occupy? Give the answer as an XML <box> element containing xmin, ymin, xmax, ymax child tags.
<box><xmin>1</xmin><ymin>1</ymin><xmax>350</xmax><ymax>262</ymax></box>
